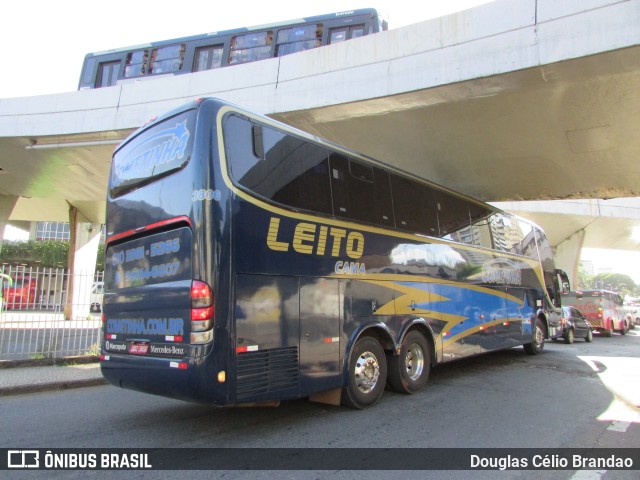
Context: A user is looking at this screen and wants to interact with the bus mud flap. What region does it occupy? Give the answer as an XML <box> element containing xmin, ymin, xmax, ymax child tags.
<box><xmin>309</xmin><ymin>388</ymin><xmax>342</xmax><ymax>406</ymax></box>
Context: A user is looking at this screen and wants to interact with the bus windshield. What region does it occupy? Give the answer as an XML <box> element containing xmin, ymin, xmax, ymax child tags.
<box><xmin>110</xmin><ymin>110</ymin><xmax>196</xmax><ymax>197</ymax></box>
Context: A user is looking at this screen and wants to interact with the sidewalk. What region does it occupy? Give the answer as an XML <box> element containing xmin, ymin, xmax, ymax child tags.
<box><xmin>0</xmin><ymin>359</ymin><xmax>106</xmax><ymax>396</ymax></box>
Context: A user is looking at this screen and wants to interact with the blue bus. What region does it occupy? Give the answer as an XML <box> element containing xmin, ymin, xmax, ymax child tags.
<box><xmin>101</xmin><ymin>97</ymin><xmax>569</xmax><ymax>408</ymax></box>
<box><xmin>79</xmin><ymin>9</ymin><xmax>386</xmax><ymax>90</ymax></box>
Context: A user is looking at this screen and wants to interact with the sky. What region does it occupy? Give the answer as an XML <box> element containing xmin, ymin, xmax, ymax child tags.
<box><xmin>2</xmin><ymin>0</ymin><xmax>640</xmax><ymax>283</ymax></box>
<box><xmin>2</xmin><ymin>0</ymin><xmax>492</xmax><ymax>98</ymax></box>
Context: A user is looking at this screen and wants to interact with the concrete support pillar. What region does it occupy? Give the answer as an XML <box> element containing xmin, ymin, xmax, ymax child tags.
<box><xmin>553</xmin><ymin>229</ymin><xmax>586</xmax><ymax>290</ymax></box>
<box><xmin>0</xmin><ymin>195</ymin><xmax>19</xmax><ymax>250</ymax></box>
<box><xmin>64</xmin><ymin>205</ymin><xmax>101</xmax><ymax>320</ymax></box>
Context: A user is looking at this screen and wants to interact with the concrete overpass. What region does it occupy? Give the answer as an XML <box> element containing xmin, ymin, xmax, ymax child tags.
<box><xmin>1</xmin><ymin>0</ymin><xmax>640</xmax><ymax>287</ymax></box>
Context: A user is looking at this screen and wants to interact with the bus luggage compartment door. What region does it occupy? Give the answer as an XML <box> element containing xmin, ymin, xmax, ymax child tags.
<box><xmin>234</xmin><ymin>274</ymin><xmax>300</xmax><ymax>402</ymax></box>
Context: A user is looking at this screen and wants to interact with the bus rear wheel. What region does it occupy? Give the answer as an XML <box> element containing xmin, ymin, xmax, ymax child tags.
<box><xmin>387</xmin><ymin>330</ymin><xmax>430</xmax><ymax>394</ymax></box>
<box><xmin>524</xmin><ymin>318</ymin><xmax>545</xmax><ymax>355</ymax></box>
<box><xmin>341</xmin><ymin>337</ymin><xmax>387</xmax><ymax>409</ymax></box>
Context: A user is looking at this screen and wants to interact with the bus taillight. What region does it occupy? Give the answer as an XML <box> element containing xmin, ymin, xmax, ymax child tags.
<box><xmin>191</xmin><ymin>280</ymin><xmax>214</xmax><ymax>344</ymax></box>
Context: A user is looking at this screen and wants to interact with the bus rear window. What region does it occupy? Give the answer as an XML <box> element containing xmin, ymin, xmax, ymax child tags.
<box><xmin>110</xmin><ymin>111</ymin><xmax>196</xmax><ymax>197</ymax></box>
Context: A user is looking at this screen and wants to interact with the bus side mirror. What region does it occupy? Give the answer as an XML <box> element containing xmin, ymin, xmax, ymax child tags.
<box><xmin>555</xmin><ymin>269</ymin><xmax>571</xmax><ymax>294</ymax></box>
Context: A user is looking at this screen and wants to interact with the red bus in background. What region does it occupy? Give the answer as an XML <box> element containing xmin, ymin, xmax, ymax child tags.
<box><xmin>562</xmin><ymin>290</ymin><xmax>629</xmax><ymax>336</ymax></box>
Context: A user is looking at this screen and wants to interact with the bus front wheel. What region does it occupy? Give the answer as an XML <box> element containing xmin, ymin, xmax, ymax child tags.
<box><xmin>341</xmin><ymin>337</ymin><xmax>387</xmax><ymax>409</ymax></box>
<box><xmin>524</xmin><ymin>318</ymin><xmax>545</xmax><ymax>355</ymax></box>
<box><xmin>387</xmin><ymin>330</ymin><xmax>430</xmax><ymax>394</ymax></box>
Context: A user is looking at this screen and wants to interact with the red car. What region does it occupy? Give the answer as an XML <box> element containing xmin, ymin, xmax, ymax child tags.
<box><xmin>3</xmin><ymin>275</ymin><xmax>37</xmax><ymax>309</ymax></box>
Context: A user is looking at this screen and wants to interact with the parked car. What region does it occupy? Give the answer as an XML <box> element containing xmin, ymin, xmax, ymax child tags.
<box><xmin>2</xmin><ymin>275</ymin><xmax>37</xmax><ymax>309</ymax></box>
<box><xmin>558</xmin><ymin>306</ymin><xmax>593</xmax><ymax>344</ymax></box>
<box><xmin>90</xmin><ymin>281</ymin><xmax>104</xmax><ymax>313</ymax></box>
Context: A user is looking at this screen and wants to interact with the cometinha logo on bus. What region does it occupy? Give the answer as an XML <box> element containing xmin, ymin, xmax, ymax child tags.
<box><xmin>266</xmin><ymin>216</ymin><xmax>366</xmax><ymax>274</ymax></box>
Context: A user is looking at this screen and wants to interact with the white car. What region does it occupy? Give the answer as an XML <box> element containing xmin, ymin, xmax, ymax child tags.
<box><xmin>90</xmin><ymin>281</ymin><xmax>104</xmax><ymax>313</ymax></box>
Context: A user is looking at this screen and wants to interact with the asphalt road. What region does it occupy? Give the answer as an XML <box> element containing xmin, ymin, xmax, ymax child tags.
<box><xmin>1</xmin><ymin>331</ymin><xmax>639</xmax><ymax>480</ymax></box>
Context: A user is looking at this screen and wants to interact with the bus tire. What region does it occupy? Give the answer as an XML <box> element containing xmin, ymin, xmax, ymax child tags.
<box><xmin>604</xmin><ymin>323</ymin><xmax>613</xmax><ymax>337</ymax></box>
<box><xmin>341</xmin><ymin>336</ymin><xmax>387</xmax><ymax>409</ymax></box>
<box><xmin>387</xmin><ymin>330</ymin><xmax>430</xmax><ymax>394</ymax></box>
<box><xmin>524</xmin><ymin>318</ymin><xmax>545</xmax><ymax>355</ymax></box>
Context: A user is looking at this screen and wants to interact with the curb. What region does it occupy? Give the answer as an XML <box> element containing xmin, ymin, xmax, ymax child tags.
<box><xmin>0</xmin><ymin>377</ymin><xmax>108</xmax><ymax>397</ymax></box>
<box><xmin>0</xmin><ymin>356</ymin><xmax>100</xmax><ymax>369</ymax></box>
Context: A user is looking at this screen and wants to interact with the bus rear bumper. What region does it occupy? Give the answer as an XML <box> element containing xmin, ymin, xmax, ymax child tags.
<box><xmin>100</xmin><ymin>354</ymin><xmax>225</xmax><ymax>404</ymax></box>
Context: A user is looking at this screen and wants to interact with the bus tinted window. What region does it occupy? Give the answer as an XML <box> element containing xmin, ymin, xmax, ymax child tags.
<box><xmin>390</xmin><ymin>175</ymin><xmax>439</xmax><ymax>236</ymax></box>
<box><xmin>490</xmin><ymin>214</ymin><xmax>535</xmax><ymax>255</ymax></box>
<box><xmin>434</xmin><ymin>190</ymin><xmax>472</xmax><ymax>237</ymax></box>
<box><xmin>225</xmin><ymin>116</ymin><xmax>333</xmax><ymax>215</ymax></box>
<box><xmin>329</xmin><ymin>153</ymin><xmax>393</xmax><ymax>226</ymax></box>
<box><xmin>109</xmin><ymin>110</ymin><xmax>195</xmax><ymax>196</ymax></box>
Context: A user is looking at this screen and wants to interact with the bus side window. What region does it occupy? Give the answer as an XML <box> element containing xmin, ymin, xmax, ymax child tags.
<box><xmin>329</xmin><ymin>154</ymin><xmax>393</xmax><ymax>227</ymax></box>
<box><xmin>225</xmin><ymin>116</ymin><xmax>332</xmax><ymax>215</ymax></box>
<box><xmin>390</xmin><ymin>175</ymin><xmax>438</xmax><ymax>236</ymax></box>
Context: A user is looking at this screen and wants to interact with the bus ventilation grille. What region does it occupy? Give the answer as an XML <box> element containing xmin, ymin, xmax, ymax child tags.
<box><xmin>236</xmin><ymin>346</ymin><xmax>299</xmax><ymax>399</ymax></box>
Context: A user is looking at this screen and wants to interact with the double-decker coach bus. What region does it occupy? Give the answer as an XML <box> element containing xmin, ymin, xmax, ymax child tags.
<box><xmin>101</xmin><ymin>97</ymin><xmax>570</xmax><ymax>409</ymax></box>
<box><xmin>78</xmin><ymin>9</ymin><xmax>386</xmax><ymax>90</ymax></box>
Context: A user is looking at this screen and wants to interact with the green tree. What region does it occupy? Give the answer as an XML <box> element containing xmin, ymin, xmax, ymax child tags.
<box><xmin>577</xmin><ymin>263</ymin><xmax>594</xmax><ymax>290</ymax></box>
<box><xmin>0</xmin><ymin>241</ymin><xmax>104</xmax><ymax>270</ymax></box>
<box><xmin>592</xmin><ymin>273</ymin><xmax>636</xmax><ymax>297</ymax></box>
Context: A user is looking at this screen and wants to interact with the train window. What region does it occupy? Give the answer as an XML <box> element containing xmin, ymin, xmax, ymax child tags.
<box><xmin>194</xmin><ymin>45</ymin><xmax>224</xmax><ymax>71</ymax></box>
<box><xmin>96</xmin><ymin>61</ymin><xmax>120</xmax><ymax>88</ymax></box>
<box><xmin>329</xmin><ymin>25</ymin><xmax>366</xmax><ymax>43</ymax></box>
<box><xmin>351</xmin><ymin>27</ymin><xmax>365</xmax><ymax>38</ymax></box>
<box><xmin>229</xmin><ymin>31</ymin><xmax>273</xmax><ymax>65</ymax></box>
<box><xmin>80</xmin><ymin>58</ymin><xmax>96</xmax><ymax>87</ymax></box>
<box><xmin>276</xmin><ymin>24</ymin><xmax>322</xmax><ymax>56</ymax></box>
<box><xmin>329</xmin><ymin>28</ymin><xmax>347</xmax><ymax>43</ymax></box>
<box><xmin>124</xmin><ymin>50</ymin><xmax>148</xmax><ymax>78</ymax></box>
<box><xmin>149</xmin><ymin>44</ymin><xmax>185</xmax><ymax>74</ymax></box>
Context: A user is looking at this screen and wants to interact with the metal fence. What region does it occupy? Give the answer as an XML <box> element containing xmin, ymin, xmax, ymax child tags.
<box><xmin>0</xmin><ymin>265</ymin><xmax>103</xmax><ymax>360</ymax></box>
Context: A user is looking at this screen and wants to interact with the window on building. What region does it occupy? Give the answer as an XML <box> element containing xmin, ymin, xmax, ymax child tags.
<box><xmin>36</xmin><ymin>222</ymin><xmax>70</xmax><ymax>241</ymax></box>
